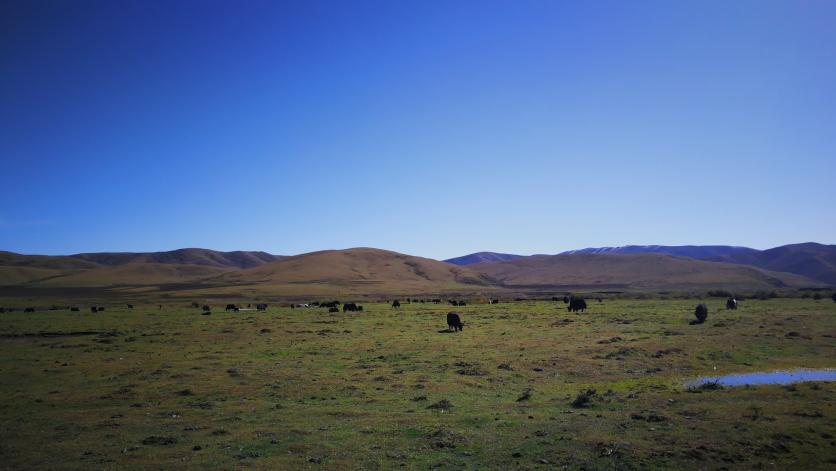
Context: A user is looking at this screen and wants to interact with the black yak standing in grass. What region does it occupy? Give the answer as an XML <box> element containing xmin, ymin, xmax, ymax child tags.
<box><xmin>392</xmin><ymin>300</ymin><xmax>401</xmax><ymax>309</ymax></box>
<box><xmin>691</xmin><ymin>304</ymin><xmax>708</xmax><ymax>324</ymax></box>
<box><xmin>568</xmin><ymin>297</ymin><xmax>587</xmax><ymax>313</ymax></box>
<box><xmin>447</xmin><ymin>312</ymin><xmax>464</xmax><ymax>332</ymax></box>
<box><xmin>725</xmin><ymin>298</ymin><xmax>737</xmax><ymax>310</ymax></box>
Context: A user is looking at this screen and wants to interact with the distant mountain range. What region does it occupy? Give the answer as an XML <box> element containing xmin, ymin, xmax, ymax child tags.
<box><xmin>0</xmin><ymin>243</ymin><xmax>832</xmax><ymax>298</ymax></box>
<box><xmin>445</xmin><ymin>243</ymin><xmax>836</xmax><ymax>285</ymax></box>
<box><xmin>444</xmin><ymin>252</ymin><xmax>525</xmax><ymax>266</ymax></box>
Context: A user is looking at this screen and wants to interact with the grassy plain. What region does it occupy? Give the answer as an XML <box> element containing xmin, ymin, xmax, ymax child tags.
<box><xmin>0</xmin><ymin>298</ymin><xmax>834</xmax><ymax>470</ymax></box>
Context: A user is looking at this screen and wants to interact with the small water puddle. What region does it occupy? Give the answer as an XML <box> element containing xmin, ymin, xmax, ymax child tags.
<box><xmin>689</xmin><ymin>368</ymin><xmax>836</xmax><ymax>387</ymax></box>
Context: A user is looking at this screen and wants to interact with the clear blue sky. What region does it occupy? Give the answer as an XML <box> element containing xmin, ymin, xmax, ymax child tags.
<box><xmin>1</xmin><ymin>1</ymin><xmax>834</xmax><ymax>259</ymax></box>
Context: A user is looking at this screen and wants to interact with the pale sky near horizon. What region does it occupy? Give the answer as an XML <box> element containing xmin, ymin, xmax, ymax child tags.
<box><xmin>1</xmin><ymin>1</ymin><xmax>834</xmax><ymax>259</ymax></box>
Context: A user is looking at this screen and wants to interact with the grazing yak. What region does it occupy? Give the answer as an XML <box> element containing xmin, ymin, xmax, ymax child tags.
<box><xmin>70</xmin><ymin>307</ymin><xmax>79</xmax><ymax>312</ymax></box>
<box><xmin>447</xmin><ymin>312</ymin><xmax>464</xmax><ymax>332</ymax></box>
<box><xmin>489</xmin><ymin>299</ymin><xmax>499</xmax><ymax>304</ymax></box>
<box><xmin>127</xmin><ymin>304</ymin><xmax>134</xmax><ymax>309</ymax></box>
<box><xmin>343</xmin><ymin>303</ymin><xmax>362</xmax><ymax>312</ymax></box>
<box><xmin>0</xmin><ymin>307</ymin><xmax>4</xmax><ymax>313</ymax></box>
<box><xmin>328</xmin><ymin>307</ymin><xmax>340</xmax><ymax>313</ymax></box>
<box><xmin>563</xmin><ymin>296</ymin><xmax>570</xmax><ymax>304</ymax></box>
<box><xmin>91</xmin><ymin>306</ymin><xmax>98</xmax><ymax>313</ymax></box>
<box><xmin>24</xmin><ymin>307</ymin><xmax>35</xmax><ymax>313</ymax></box>
<box><xmin>567</xmin><ymin>297</ymin><xmax>587</xmax><ymax>313</ymax></box>
<box><xmin>392</xmin><ymin>300</ymin><xmax>401</xmax><ymax>309</ymax></box>
<box><xmin>256</xmin><ymin>304</ymin><xmax>268</xmax><ymax>311</ymax></box>
<box><xmin>97</xmin><ymin>307</ymin><xmax>105</xmax><ymax>312</ymax></box>
<box><xmin>692</xmin><ymin>304</ymin><xmax>709</xmax><ymax>324</ymax></box>
<box><xmin>225</xmin><ymin>304</ymin><xmax>237</xmax><ymax>311</ymax></box>
<box><xmin>202</xmin><ymin>305</ymin><xmax>211</xmax><ymax>312</ymax></box>
<box><xmin>725</xmin><ymin>298</ymin><xmax>737</xmax><ymax>310</ymax></box>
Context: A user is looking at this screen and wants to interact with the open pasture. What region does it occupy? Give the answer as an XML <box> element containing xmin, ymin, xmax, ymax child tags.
<box><xmin>1</xmin><ymin>298</ymin><xmax>834</xmax><ymax>470</ymax></box>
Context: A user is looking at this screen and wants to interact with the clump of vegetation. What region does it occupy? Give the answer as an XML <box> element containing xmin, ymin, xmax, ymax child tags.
<box><xmin>427</xmin><ymin>399</ymin><xmax>453</xmax><ymax>410</ymax></box>
<box><xmin>688</xmin><ymin>380</ymin><xmax>723</xmax><ymax>393</ymax></box>
<box><xmin>707</xmin><ymin>289</ymin><xmax>733</xmax><ymax>298</ymax></box>
<box><xmin>141</xmin><ymin>436</ymin><xmax>177</xmax><ymax>446</ymax></box>
<box><xmin>571</xmin><ymin>388</ymin><xmax>596</xmax><ymax>408</ymax></box>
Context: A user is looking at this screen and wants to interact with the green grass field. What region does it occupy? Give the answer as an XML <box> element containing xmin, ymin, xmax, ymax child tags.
<box><xmin>1</xmin><ymin>298</ymin><xmax>834</xmax><ymax>470</ymax></box>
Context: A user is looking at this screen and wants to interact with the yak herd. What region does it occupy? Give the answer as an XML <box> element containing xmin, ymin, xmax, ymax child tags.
<box><xmin>0</xmin><ymin>294</ymin><xmax>760</xmax><ymax>331</ymax></box>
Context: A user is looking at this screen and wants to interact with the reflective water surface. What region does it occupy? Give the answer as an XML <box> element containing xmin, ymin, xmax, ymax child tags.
<box><xmin>690</xmin><ymin>368</ymin><xmax>836</xmax><ymax>387</ymax></box>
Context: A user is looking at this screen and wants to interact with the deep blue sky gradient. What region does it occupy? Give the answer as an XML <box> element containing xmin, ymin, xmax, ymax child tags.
<box><xmin>1</xmin><ymin>1</ymin><xmax>834</xmax><ymax>259</ymax></box>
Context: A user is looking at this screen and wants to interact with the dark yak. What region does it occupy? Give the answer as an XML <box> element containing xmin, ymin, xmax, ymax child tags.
<box><xmin>70</xmin><ymin>307</ymin><xmax>79</xmax><ymax>312</ymax></box>
<box><xmin>24</xmin><ymin>307</ymin><xmax>35</xmax><ymax>313</ymax></box>
<box><xmin>563</xmin><ymin>296</ymin><xmax>570</xmax><ymax>304</ymax></box>
<box><xmin>127</xmin><ymin>304</ymin><xmax>134</xmax><ymax>309</ymax></box>
<box><xmin>567</xmin><ymin>297</ymin><xmax>587</xmax><ymax>313</ymax></box>
<box><xmin>225</xmin><ymin>304</ymin><xmax>237</xmax><ymax>311</ymax></box>
<box><xmin>392</xmin><ymin>300</ymin><xmax>401</xmax><ymax>309</ymax></box>
<box><xmin>97</xmin><ymin>307</ymin><xmax>105</xmax><ymax>312</ymax></box>
<box><xmin>691</xmin><ymin>304</ymin><xmax>708</xmax><ymax>324</ymax></box>
<box><xmin>489</xmin><ymin>299</ymin><xmax>499</xmax><ymax>304</ymax></box>
<box><xmin>725</xmin><ymin>298</ymin><xmax>737</xmax><ymax>310</ymax></box>
<box><xmin>343</xmin><ymin>303</ymin><xmax>362</xmax><ymax>312</ymax></box>
<box><xmin>256</xmin><ymin>303</ymin><xmax>268</xmax><ymax>311</ymax></box>
<box><xmin>446</xmin><ymin>312</ymin><xmax>464</xmax><ymax>332</ymax></box>
<box><xmin>202</xmin><ymin>305</ymin><xmax>211</xmax><ymax>312</ymax></box>
<box><xmin>91</xmin><ymin>306</ymin><xmax>98</xmax><ymax>313</ymax></box>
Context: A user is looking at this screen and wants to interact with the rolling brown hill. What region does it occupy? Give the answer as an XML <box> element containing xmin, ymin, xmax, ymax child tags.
<box><xmin>0</xmin><ymin>251</ymin><xmax>100</xmax><ymax>271</ymax></box>
<box><xmin>470</xmin><ymin>253</ymin><xmax>821</xmax><ymax>291</ymax></box>
<box><xmin>201</xmin><ymin>247</ymin><xmax>495</xmax><ymax>296</ymax></box>
<box><xmin>32</xmin><ymin>263</ymin><xmax>233</xmax><ymax>288</ymax></box>
<box><xmin>70</xmin><ymin>248</ymin><xmax>281</xmax><ymax>269</ymax></box>
<box><xmin>0</xmin><ymin>249</ymin><xmax>279</xmax><ymax>289</ymax></box>
<box><xmin>707</xmin><ymin>243</ymin><xmax>836</xmax><ymax>285</ymax></box>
